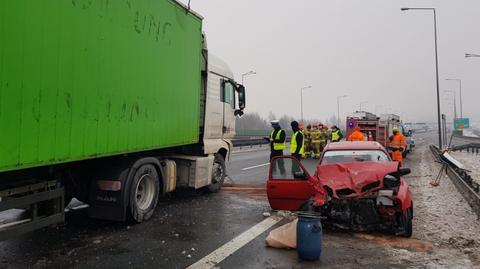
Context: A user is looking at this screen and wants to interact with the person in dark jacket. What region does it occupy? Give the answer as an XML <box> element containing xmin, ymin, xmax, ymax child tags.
<box><xmin>267</xmin><ymin>120</ymin><xmax>286</xmax><ymax>176</ymax></box>
<box><xmin>290</xmin><ymin>121</ymin><xmax>305</xmax><ymax>161</ymax></box>
<box><xmin>268</xmin><ymin>120</ymin><xmax>286</xmax><ymax>161</ymax></box>
<box><xmin>330</xmin><ymin>125</ymin><xmax>343</xmax><ymax>142</ymax></box>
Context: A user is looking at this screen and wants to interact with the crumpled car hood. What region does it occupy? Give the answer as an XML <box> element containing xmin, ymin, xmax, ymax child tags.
<box><xmin>309</xmin><ymin>161</ymin><xmax>399</xmax><ymax>205</ymax></box>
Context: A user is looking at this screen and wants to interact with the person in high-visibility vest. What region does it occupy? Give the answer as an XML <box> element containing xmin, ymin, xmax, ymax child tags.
<box><xmin>389</xmin><ymin>128</ymin><xmax>407</xmax><ymax>166</ymax></box>
<box><xmin>268</xmin><ymin>120</ymin><xmax>286</xmax><ymax>176</ymax></box>
<box><xmin>290</xmin><ymin>121</ymin><xmax>305</xmax><ymax>161</ymax></box>
<box><xmin>347</xmin><ymin>126</ymin><xmax>365</xmax><ymax>141</ymax></box>
<box><xmin>268</xmin><ymin>120</ymin><xmax>286</xmax><ymax>160</ymax></box>
<box><xmin>330</xmin><ymin>125</ymin><xmax>343</xmax><ymax>142</ymax></box>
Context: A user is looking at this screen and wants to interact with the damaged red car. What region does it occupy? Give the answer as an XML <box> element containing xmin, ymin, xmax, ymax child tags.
<box><xmin>266</xmin><ymin>141</ymin><xmax>413</xmax><ymax>237</ymax></box>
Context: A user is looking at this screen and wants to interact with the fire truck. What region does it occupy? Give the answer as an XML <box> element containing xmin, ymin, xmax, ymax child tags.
<box><xmin>346</xmin><ymin>111</ymin><xmax>379</xmax><ymax>141</ymax></box>
<box><xmin>345</xmin><ymin>112</ymin><xmax>402</xmax><ymax>148</ymax></box>
<box><xmin>377</xmin><ymin>114</ymin><xmax>402</xmax><ymax>148</ymax></box>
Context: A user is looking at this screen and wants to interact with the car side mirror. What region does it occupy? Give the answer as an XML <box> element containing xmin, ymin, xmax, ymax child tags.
<box><xmin>236</xmin><ymin>84</ymin><xmax>246</xmax><ymax>110</ymax></box>
<box><xmin>234</xmin><ymin>110</ymin><xmax>244</xmax><ymax>117</ymax></box>
<box><xmin>397</xmin><ymin>167</ymin><xmax>411</xmax><ymax>176</ymax></box>
<box><xmin>293</xmin><ymin>171</ymin><xmax>307</xmax><ymax>179</ymax></box>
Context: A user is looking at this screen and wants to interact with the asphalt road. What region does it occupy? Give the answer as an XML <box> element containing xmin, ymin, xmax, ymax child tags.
<box><xmin>0</xmin><ymin>132</ymin><xmax>441</xmax><ymax>269</ymax></box>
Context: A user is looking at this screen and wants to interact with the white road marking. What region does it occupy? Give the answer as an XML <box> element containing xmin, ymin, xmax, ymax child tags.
<box><xmin>186</xmin><ymin>215</ymin><xmax>283</xmax><ymax>269</ymax></box>
<box><xmin>241</xmin><ymin>163</ymin><xmax>269</xmax><ymax>171</ymax></box>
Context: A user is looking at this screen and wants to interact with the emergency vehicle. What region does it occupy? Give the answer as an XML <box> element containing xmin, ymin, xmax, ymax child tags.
<box><xmin>345</xmin><ymin>112</ymin><xmax>402</xmax><ymax>148</ymax></box>
<box><xmin>346</xmin><ymin>111</ymin><xmax>379</xmax><ymax>141</ymax></box>
<box><xmin>377</xmin><ymin>114</ymin><xmax>402</xmax><ymax>148</ymax></box>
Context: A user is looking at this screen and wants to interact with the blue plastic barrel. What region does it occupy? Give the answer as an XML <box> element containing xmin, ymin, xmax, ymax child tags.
<box><xmin>296</xmin><ymin>216</ymin><xmax>322</xmax><ymax>261</ymax></box>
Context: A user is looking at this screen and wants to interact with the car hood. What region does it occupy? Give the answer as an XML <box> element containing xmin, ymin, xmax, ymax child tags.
<box><xmin>313</xmin><ymin>161</ymin><xmax>400</xmax><ymax>199</ymax></box>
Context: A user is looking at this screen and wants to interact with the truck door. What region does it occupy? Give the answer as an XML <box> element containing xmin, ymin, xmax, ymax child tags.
<box><xmin>266</xmin><ymin>157</ymin><xmax>315</xmax><ymax>211</ymax></box>
<box><xmin>221</xmin><ymin>80</ymin><xmax>236</xmax><ymax>138</ymax></box>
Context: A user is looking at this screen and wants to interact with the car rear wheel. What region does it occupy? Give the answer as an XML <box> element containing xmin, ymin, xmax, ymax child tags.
<box><xmin>400</xmin><ymin>209</ymin><xmax>412</xmax><ymax>237</ymax></box>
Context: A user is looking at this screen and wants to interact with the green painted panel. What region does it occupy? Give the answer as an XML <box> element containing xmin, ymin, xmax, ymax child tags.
<box><xmin>0</xmin><ymin>0</ymin><xmax>202</xmax><ymax>172</ymax></box>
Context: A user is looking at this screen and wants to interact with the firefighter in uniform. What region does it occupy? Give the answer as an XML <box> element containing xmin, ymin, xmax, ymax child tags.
<box><xmin>311</xmin><ymin>124</ymin><xmax>322</xmax><ymax>158</ymax></box>
<box><xmin>389</xmin><ymin>128</ymin><xmax>407</xmax><ymax>166</ymax></box>
<box><xmin>318</xmin><ymin>124</ymin><xmax>328</xmax><ymax>153</ymax></box>
<box><xmin>304</xmin><ymin>124</ymin><xmax>313</xmax><ymax>158</ymax></box>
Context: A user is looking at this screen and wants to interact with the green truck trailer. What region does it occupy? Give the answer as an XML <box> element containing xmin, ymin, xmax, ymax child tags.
<box><xmin>0</xmin><ymin>0</ymin><xmax>245</xmax><ymax>239</ymax></box>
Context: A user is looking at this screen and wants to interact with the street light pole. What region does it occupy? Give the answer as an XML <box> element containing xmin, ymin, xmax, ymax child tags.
<box><xmin>337</xmin><ymin>95</ymin><xmax>347</xmax><ymax>127</ymax></box>
<box><xmin>401</xmin><ymin>7</ymin><xmax>442</xmax><ymax>148</ymax></box>
<box><xmin>241</xmin><ymin>70</ymin><xmax>256</xmax><ymax>85</ymax></box>
<box><xmin>444</xmin><ymin>90</ymin><xmax>457</xmax><ymax>120</ymax></box>
<box><xmin>300</xmin><ymin>86</ymin><xmax>312</xmax><ymax>123</ymax></box>
<box><xmin>445</xmin><ymin>78</ymin><xmax>462</xmax><ymax>119</ymax></box>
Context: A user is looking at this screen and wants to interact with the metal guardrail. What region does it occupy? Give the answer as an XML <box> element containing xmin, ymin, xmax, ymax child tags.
<box><xmin>430</xmin><ymin>145</ymin><xmax>480</xmax><ymax>218</ymax></box>
<box><xmin>232</xmin><ymin>138</ymin><xmax>268</xmax><ymax>147</ymax></box>
<box><xmin>451</xmin><ymin>134</ymin><xmax>480</xmax><ymax>146</ymax></box>
<box><xmin>232</xmin><ymin>137</ymin><xmax>291</xmax><ymax>148</ymax></box>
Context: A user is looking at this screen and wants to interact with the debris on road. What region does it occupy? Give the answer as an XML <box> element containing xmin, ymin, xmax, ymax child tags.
<box><xmin>262</xmin><ymin>212</ymin><xmax>271</xmax><ymax>217</ymax></box>
<box><xmin>353</xmin><ymin>233</ymin><xmax>433</xmax><ymax>252</ymax></box>
<box><xmin>265</xmin><ymin>219</ymin><xmax>298</xmax><ymax>249</ymax></box>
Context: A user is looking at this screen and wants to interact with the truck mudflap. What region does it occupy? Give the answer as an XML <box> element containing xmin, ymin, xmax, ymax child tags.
<box><xmin>0</xmin><ymin>180</ymin><xmax>64</xmax><ymax>241</ymax></box>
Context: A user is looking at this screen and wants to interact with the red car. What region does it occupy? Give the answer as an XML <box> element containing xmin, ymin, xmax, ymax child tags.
<box><xmin>266</xmin><ymin>141</ymin><xmax>413</xmax><ymax>237</ymax></box>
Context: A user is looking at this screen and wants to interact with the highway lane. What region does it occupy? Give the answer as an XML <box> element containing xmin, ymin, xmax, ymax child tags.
<box><xmin>228</xmin><ymin>148</ymin><xmax>319</xmax><ymax>186</ymax></box>
<box><xmin>0</xmin><ymin>131</ymin><xmax>450</xmax><ymax>269</ymax></box>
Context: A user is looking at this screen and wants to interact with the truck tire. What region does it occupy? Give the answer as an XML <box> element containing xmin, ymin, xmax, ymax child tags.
<box><xmin>207</xmin><ymin>154</ymin><xmax>226</xmax><ymax>193</ymax></box>
<box><xmin>128</xmin><ymin>164</ymin><xmax>160</xmax><ymax>222</ymax></box>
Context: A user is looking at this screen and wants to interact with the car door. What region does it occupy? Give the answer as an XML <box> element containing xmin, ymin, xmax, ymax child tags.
<box><xmin>266</xmin><ymin>156</ymin><xmax>315</xmax><ymax>211</ymax></box>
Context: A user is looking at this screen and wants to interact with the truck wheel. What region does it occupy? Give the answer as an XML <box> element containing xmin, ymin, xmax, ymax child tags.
<box><xmin>207</xmin><ymin>154</ymin><xmax>226</xmax><ymax>193</ymax></box>
<box><xmin>128</xmin><ymin>164</ymin><xmax>160</xmax><ymax>222</ymax></box>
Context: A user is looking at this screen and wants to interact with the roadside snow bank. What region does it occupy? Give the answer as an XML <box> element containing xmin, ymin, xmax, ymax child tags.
<box><xmin>450</xmin><ymin>151</ymin><xmax>480</xmax><ymax>185</ymax></box>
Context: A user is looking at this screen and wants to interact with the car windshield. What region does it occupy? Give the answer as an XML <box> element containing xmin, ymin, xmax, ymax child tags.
<box><xmin>321</xmin><ymin>150</ymin><xmax>390</xmax><ymax>164</ymax></box>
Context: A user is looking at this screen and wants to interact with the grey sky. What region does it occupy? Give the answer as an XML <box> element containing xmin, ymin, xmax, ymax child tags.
<box><xmin>180</xmin><ymin>0</ymin><xmax>480</xmax><ymax>123</ymax></box>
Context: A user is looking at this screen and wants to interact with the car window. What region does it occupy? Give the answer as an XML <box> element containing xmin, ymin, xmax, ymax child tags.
<box><xmin>271</xmin><ymin>158</ymin><xmax>307</xmax><ymax>180</ymax></box>
<box><xmin>321</xmin><ymin>150</ymin><xmax>389</xmax><ymax>164</ymax></box>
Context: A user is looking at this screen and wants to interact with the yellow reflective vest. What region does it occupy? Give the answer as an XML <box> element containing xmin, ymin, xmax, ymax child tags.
<box><xmin>270</xmin><ymin>129</ymin><xmax>286</xmax><ymax>150</ymax></box>
<box><xmin>290</xmin><ymin>131</ymin><xmax>305</xmax><ymax>155</ymax></box>
<box><xmin>331</xmin><ymin>130</ymin><xmax>341</xmax><ymax>142</ymax></box>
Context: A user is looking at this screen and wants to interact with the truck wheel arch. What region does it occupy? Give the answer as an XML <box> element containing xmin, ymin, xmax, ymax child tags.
<box><xmin>218</xmin><ymin>148</ymin><xmax>228</xmax><ymax>161</ymax></box>
<box><xmin>89</xmin><ymin>157</ymin><xmax>164</xmax><ymax>222</ymax></box>
<box><xmin>123</xmin><ymin>157</ymin><xmax>165</xmax><ymax>198</ymax></box>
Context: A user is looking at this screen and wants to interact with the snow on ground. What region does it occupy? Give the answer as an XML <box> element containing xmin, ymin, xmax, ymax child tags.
<box><xmin>463</xmin><ymin>129</ymin><xmax>479</xmax><ymax>138</ymax></box>
<box><xmin>450</xmin><ymin>151</ymin><xmax>480</xmax><ymax>185</ymax></box>
<box><xmin>387</xmin><ymin>145</ymin><xmax>480</xmax><ymax>268</ymax></box>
